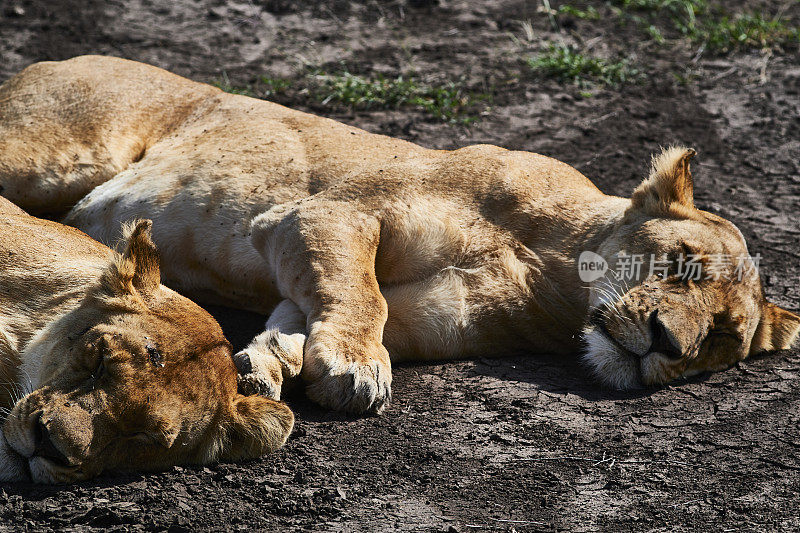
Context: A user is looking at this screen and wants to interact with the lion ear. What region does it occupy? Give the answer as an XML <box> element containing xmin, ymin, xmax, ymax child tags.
<box><xmin>750</xmin><ymin>303</ymin><xmax>800</xmax><ymax>355</ymax></box>
<box><xmin>221</xmin><ymin>395</ymin><xmax>294</xmax><ymax>461</ymax></box>
<box><xmin>100</xmin><ymin>219</ymin><xmax>162</xmax><ymax>298</ymax></box>
<box><xmin>631</xmin><ymin>147</ymin><xmax>696</xmax><ymax>214</ymax></box>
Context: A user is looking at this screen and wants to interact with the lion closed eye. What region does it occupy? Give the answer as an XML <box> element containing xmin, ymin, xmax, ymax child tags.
<box><xmin>581</xmin><ymin>148</ymin><xmax>800</xmax><ymax>389</ymax></box>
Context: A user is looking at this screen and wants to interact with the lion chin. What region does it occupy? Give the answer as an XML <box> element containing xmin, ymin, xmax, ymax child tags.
<box><xmin>581</xmin><ymin>325</ymin><xmax>643</xmax><ymax>390</ymax></box>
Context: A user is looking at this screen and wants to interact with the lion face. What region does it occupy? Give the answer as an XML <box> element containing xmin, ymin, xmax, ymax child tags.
<box><xmin>3</xmin><ymin>222</ymin><xmax>293</xmax><ymax>483</ymax></box>
<box><xmin>582</xmin><ymin>148</ymin><xmax>800</xmax><ymax>389</ymax></box>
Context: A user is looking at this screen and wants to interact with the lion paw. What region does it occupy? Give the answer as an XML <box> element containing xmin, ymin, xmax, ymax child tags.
<box><xmin>232</xmin><ymin>349</ymin><xmax>283</xmax><ymax>401</ymax></box>
<box><xmin>305</xmin><ymin>359</ymin><xmax>392</xmax><ymax>415</ymax></box>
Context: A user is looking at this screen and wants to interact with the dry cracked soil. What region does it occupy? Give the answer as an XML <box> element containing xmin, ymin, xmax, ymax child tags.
<box><xmin>0</xmin><ymin>0</ymin><xmax>799</xmax><ymax>531</ymax></box>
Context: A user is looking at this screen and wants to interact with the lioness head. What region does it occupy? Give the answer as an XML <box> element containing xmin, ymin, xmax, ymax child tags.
<box><xmin>583</xmin><ymin>147</ymin><xmax>800</xmax><ymax>389</ymax></box>
<box><xmin>3</xmin><ymin>221</ymin><xmax>293</xmax><ymax>483</ymax></box>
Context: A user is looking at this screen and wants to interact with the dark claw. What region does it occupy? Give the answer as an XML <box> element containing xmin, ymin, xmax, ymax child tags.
<box><xmin>232</xmin><ymin>351</ymin><xmax>253</xmax><ymax>374</ymax></box>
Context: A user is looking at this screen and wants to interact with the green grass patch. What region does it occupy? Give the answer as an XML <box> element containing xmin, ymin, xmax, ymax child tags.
<box><xmin>311</xmin><ymin>71</ymin><xmax>484</xmax><ymax>123</ymax></box>
<box><xmin>611</xmin><ymin>0</ymin><xmax>715</xmax><ymax>42</ymax></box>
<box><xmin>212</xmin><ymin>76</ymin><xmax>257</xmax><ymax>98</ymax></box>
<box><xmin>212</xmin><ymin>73</ymin><xmax>291</xmax><ymax>99</ymax></box>
<box><xmin>528</xmin><ymin>44</ymin><xmax>641</xmax><ymax>87</ymax></box>
<box><xmin>213</xmin><ymin>70</ymin><xmax>484</xmax><ymax>123</ymax></box>
<box><xmin>701</xmin><ymin>12</ymin><xmax>800</xmax><ymax>52</ymax></box>
<box><xmin>610</xmin><ymin>0</ymin><xmax>799</xmax><ymax>52</ymax></box>
<box><xmin>557</xmin><ymin>4</ymin><xmax>601</xmax><ymax>20</ymax></box>
<box><xmin>257</xmin><ymin>76</ymin><xmax>292</xmax><ymax>97</ymax></box>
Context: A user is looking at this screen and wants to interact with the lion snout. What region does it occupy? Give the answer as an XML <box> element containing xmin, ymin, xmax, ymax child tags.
<box><xmin>32</xmin><ymin>412</ymin><xmax>74</xmax><ymax>467</ymax></box>
<box><xmin>645</xmin><ymin>310</ymin><xmax>684</xmax><ymax>359</ymax></box>
<box><xmin>6</xmin><ymin>392</ymin><xmax>96</xmax><ymax>467</ymax></box>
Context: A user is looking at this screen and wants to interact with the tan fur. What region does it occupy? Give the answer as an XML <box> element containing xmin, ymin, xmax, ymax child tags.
<box><xmin>1</xmin><ymin>56</ymin><xmax>797</xmax><ymax>413</ymax></box>
<box><xmin>631</xmin><ymin>146</ymin><xmax>696</xmax><ymax>214</ymax></box>
<box><xmin>0</xmin><ymin>198</ymin><xmax>292</xmax><ymax>483</ymax></box>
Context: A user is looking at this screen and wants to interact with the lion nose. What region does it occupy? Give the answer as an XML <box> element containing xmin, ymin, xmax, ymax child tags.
<box><xmin>33</xmin><ymin>414</ymin><xmax>71</xmax><ymax>466</ymax></box>
<box><xmin>647</xmin><ymin>310</ymin><xmax>683</xmax><ymax>359</ymax></box>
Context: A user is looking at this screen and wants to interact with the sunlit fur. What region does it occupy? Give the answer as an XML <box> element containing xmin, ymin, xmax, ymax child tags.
<box><xmin>0</xmin><ymin>56</ymin><xmax>798</xmax><ymax>410</ymax></box>
<box><xmin>582</xmin><ymin>148</ymin><xmax>799</xmax><ymax>388</ymax></box>
<box><xmin>581</xmin><ymin>326</ymin><xmax>640</xmax><ymax>390</ymax></box>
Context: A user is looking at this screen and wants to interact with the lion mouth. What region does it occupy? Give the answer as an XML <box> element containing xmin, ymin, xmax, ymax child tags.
<box><xmin>4</xmin><ymin>409</ymin><xmax>85</xmax><ymax>483</ymax></box>
<box><xmin>28</xmin><ymin>455</ymin><xmax>82</xmax><ymax>484</ymax></box>
<box><xmin>4</xmin><ymin>432</ymin><xmax>81</xmax><ymax>483</ymax></box>
<box><xmin>581</xmin><ymin>324</ymin><xmax>644</xmax><ymax>390</ymax></box>
<box><xmin>592</xmin><ymin>319</ymin><xmax>645</xmax><ymax>361</ymax></box>
<box><xmin>582</xmin><ymin>319</ymin><xmax>699</xmax><ymax>390</ymax></box>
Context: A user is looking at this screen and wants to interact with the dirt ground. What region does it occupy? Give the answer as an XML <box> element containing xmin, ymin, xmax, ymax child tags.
<box><xmin>1</xmin><ymin>0</ymin><xmax>799</xmax><ymax>531</ymax></box>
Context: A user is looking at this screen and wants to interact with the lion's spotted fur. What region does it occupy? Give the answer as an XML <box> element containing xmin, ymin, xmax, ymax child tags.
<box><xmin>1</xmin><ymin>56</ymin><xmax>798</xmax><ymax>415</ymax></box>
<box><xmin>0</xmin><ymin>198</ymin><xmax>292</xmax><ymax>483</ymax></box>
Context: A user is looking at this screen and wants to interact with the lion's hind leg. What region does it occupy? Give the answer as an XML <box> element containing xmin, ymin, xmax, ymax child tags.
<box><xmin>0</xmin><ymin>56</ymin><xmax>216</xmax><ymax>215</ymax></box>
<box><xmin>0</xmin><ymin>62</ymin><xmax>141</xmax><ymax>214</ymax></box>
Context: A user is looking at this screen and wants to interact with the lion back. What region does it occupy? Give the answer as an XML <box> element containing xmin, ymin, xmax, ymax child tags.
<box><xmin>0</xmin><ymin>196</ymin><xmax>25</xmax><ymax>217</ymax></box>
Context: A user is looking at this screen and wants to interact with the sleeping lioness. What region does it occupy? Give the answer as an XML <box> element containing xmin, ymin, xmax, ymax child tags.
<box><xmin>1</xmin><ymin>56</ymin><xmax>798</xmax><ymax>415</ymax></box>
<box><xmin>0</xmin><ymin>197</ymin><xmax>293</xmax><ymax>483</ymax></box>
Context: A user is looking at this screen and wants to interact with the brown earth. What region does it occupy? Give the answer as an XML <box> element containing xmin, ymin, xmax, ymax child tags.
<box><xmin>1</xmin><ymin>0</ymin><xmax>799</xmax><ymax>531</ymax></box>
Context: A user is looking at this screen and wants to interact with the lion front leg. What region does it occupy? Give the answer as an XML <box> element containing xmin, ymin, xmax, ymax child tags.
<box><xmin>251</xmin><ymin>202</ymin><xmax>391</xmax><ymax>414</ymax></box>
<box><xmin>233</xmin><ymin>299</ymin><xmax>306</xmax><ymax>400</ymax></box>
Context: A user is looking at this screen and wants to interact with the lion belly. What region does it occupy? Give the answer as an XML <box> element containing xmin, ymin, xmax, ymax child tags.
<box><xmin>65</xmin><ymin>179</ymin><xmax>282</xmax><ymax>314</ymax></box>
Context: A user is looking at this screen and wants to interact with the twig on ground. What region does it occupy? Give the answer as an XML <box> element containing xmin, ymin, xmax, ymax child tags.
<box><xmin>759</xmin><ymin>49</ymin><xmax>773</xmax><ymax>85</ymax></box>
<box><xmin>538</xmin><ymin>0</ymin><xmax>559</xmax><ymax>32</ymax></box>
<box><xmin>669</xmin><ymin>499</ymin><xmax>703</xmax><ymax>508</ymax></box>
<box><xmin>489</xmin><ymin>517</ymin><xmax>550</xmax><ymax>526</ymax></box>
<box><xmin>690</xmin><ymin>43</ymin><xmax>706</xmax><ymax>64</ymax></box>
<box><xmin>581</xmin><ymin>111</ymin><xmax>618</xmax><ymax>128</ymax></box>
<box><xmin>709</xmin><ymin>67</ymin><xmax>737</xmax><ymax>82</ymax></box>
<box><xmin>516</xmin><ymin>455</ymin><xmax>755</xmax><ymax>474</ymax></box>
